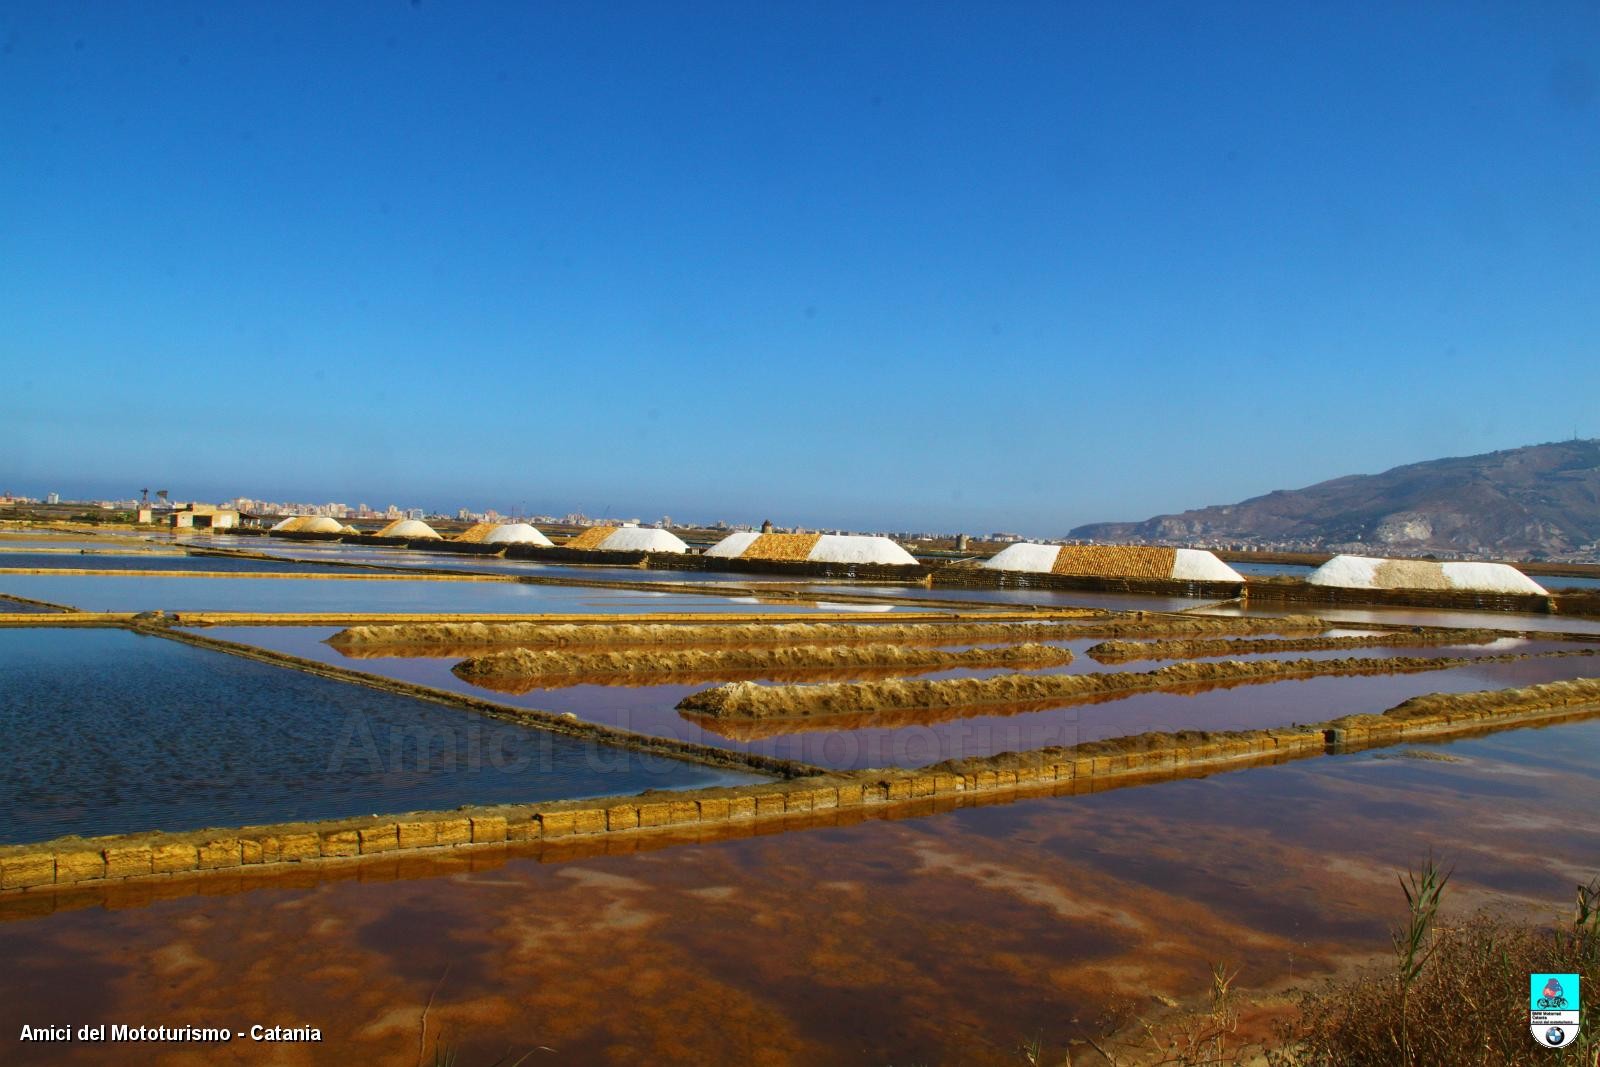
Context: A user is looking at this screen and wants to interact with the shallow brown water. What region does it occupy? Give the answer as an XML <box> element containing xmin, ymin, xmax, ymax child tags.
<box><xmin>3</xmin><ymin>717</ymin><xmax>1598</xmax><ymax>1065</ymax></box>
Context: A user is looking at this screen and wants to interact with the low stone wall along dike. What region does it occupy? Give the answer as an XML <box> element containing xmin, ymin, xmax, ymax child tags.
<box><xmin>6</xmin><ymin>678</ymin><xmax>1598</xmax><ymax>895</ymax></box>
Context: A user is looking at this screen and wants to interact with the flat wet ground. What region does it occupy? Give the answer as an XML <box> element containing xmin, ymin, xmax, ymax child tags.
<box><xmin>0</xmin><ymin>573</ymin><xmax>919</xmax><ymax>615</ymax></box>
<box><xmin>0</xmin><ymin>628</ymin><xmax>763</xmax><ymax>845</ymax></box>
<box><xmin>203</xmin><ymin>625</ymin><xmax>1600</xmax><ymax>769</ymax></box>
<box><xmin>0</xmin><ymin>550</ymin><xmax>385</xmax><ymax>574</ymax></box>
<box><xmin>2</xmin><ymin>716</ymin><xmax>1596</xmax><ymax>1065</ymax></box>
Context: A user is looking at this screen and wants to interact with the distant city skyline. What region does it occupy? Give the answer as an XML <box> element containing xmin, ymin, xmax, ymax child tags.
<box><xmin>4</xmin><ymin>4</ymin><xmax>1596</xmax><ymax>533</ymax></box>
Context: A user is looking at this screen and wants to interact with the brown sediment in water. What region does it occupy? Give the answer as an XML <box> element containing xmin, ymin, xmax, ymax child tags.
<box><xmin>1086</xmin><ymin>629</ymin><xmax>1501</xmax><ymax>663</ymax></box>
<box><xmin>452</xmin><ymin>641</ymin><xmax>1074</xmax><ymax>689</ymax></box>
<box><xmin>329</xmin><ymin>619</ymin><xmax>1088</xmax><ymax>653</ymax></box>
<box><xmin>676</xmin><ymin>650</ymin><xmax>1600</xmax><ymax>723</ymax></box>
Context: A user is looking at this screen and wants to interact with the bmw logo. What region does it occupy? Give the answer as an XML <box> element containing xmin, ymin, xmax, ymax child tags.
<box><xmin>1545</xmin><ymin>1026</ymin><xmax>1566</xmax><ymax>1046</ymax></box>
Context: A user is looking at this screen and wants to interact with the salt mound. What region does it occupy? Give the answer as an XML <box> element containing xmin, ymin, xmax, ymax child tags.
<box><xmin>270</xmin><ymin>515</ymin><xmax>344</xmax><ymax>535</ymax></box>
<box><xmin>807</xmin><ymin>534</ymin><xmax>918</xmax><ymax>566</ymax></box>
<box><xmin>562</xmin><ymin>527</ymin><xmax>617</xmax><ymax>551</ymax></box>
<box><xmin>1171</xmin><ymin>549</ymin><xmax>1245</xmax><ymax>582</ymax></box>
<box><xmin>983</xmin><ymin>543</ymin><xmax>1066</xmax><ymax>573</ymax></box>
<box><xmin>591</xmin><ymin>527</ymin><xmax>689</xmax><ymax>554</ymax></box>
<box><xmin>1441</xmin><ymin>562</ymin><xmax>1547</xmax><ymax>595</ymax></box>
<box><xmin>983</xmin><ymin>542</ymin><xmax>1240</xmax><ymax>582</ymax></box>
<box><xmin>482</xmin><ymin>523</ymin><xmax>554</xmax><ymax>546</ymax></box>
<box><xmin>453</xmin><ymin>523</ymin><xmax>498</xmax><ymax>544</ymax></box>
<box><xmin>376</xmin><ymin>518</ymin><xmax>442</xmax><ymax>540</ymax></box>
<box><xmin>706</xmin><ymin>531</ymin><xmax>762</xmax><ymax>558</ymax></box>
<box><xmin>708</xmin><ymin>531</ymin><xmax>917</xmax><ymax>565</ymax></box>
<box><xmin>1308</xmin><ymin>554</ymin><xmax>1547</xmax><ymax>595</ymax></box>
<box><xmin>1307</xmin><ymin>555</ymin><xmax>1381</xmax><ymax>588</ymax></box>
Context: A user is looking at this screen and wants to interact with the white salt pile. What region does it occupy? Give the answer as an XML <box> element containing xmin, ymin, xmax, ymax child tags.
<box><xmin>1170</xmin><ymin>549</ymin><xmax>1246</xmax><ymax>582</ymax></box>
<box><xmin>983</xmin><ymin>542</ymin><xmax>1243</xmax><ymax>582</ymax></box>
<box><xmin>1307</xmin><ymin>554</ymin><xmax>1547</xmax><ymax>595</ymax></box>
<box><xmin>595</xmin><ymin>527</ymin><xmax>689</xmax><ymax>553</ymax></box>
<box><xmin>807</xmin><ymin>535</ymin><xmax>919</xmax><ymax>566</ymax></box>
<box><xmin>705</xmin><ymin>531</ymin><xmax>762</xmax><ymax>558</ymax></box>
<box><xmin>482</xmin><ymin>523</ymin><xmax>554</xmax><ymax>546</ymax></box>
<box><xmin>376</xmin><ymin>519</ymin><xmax>442</xmax><ymax>540</ymax></box>
<box><xmin>982</xmin><ymin>543</ymin><xmax>1066</xmax><ymax>573</ymax></box>
<box><xmin>270</xmin><ymin>515</ymin><xmax>345</xmax><ymax>534</ymax></box>
<box><xmin>707</xmin><ymin>531</ymin><xmax>918</xmax><ymax>565</ymax></box>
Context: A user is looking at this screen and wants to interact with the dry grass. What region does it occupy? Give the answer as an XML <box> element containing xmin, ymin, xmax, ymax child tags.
<box><xmin>1077</xmin><ymin>613</ymin><xmax>1329</xmax><ymax>637</ymax></box>
<box><xmin>327</xmin><ymin>619</ymin><xmax>1085</xmax><ymax>653</ymax></box>
<box><xmin>1334</xmin><ymin>675</ymin><xmax>1600</xmax><ymax>728</ymax></box>
<box><xmin>1053</xmin><ymin>545</ymin><xmax>1178</xmax><ymax>579</ymax></box>
<box><xmin>452</xmin><ymin>641</ymin><xmax>1075</xmax><ymax>686</ymax></box>
<box><xmin>966</xmin><ymin>676</ymin><xmax>1600</xmax><ymax>767</ymax></box>
<box><xmin>676</xmin><ymin>652</ymin><xmax>1597</xmax><ymax>721</ymax></box>
<box><xmin>742</xmin><ymin>532</ymin><xmax>822</xmax><ymax>561</ymax></box>
<box><xmin>561</xmin><ymin>527</ymin><xmax>616</xmax><ymax>551</ymax></box>
<box><xmin>1087</xmin><ymin>629</ymin><xmax>1501</xmax><ymax>663</ymax></box>
<box><xmin>453</xmin><ymin>523</ymin><xmax>498</xmax><ymax>544</ymax></box>
<box><xmin>1274</xmin><ymin>871</ymin><xmax>1600</xmax><ymax>1066</ymax></box>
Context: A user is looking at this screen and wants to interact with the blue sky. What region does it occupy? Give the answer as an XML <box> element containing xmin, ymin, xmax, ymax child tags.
<box><xmin>3</xmin><ymin>2</ymin><xmax>1596</xmax><ymax>534</ymax></box>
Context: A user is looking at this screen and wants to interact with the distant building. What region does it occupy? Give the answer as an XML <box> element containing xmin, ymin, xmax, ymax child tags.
<box><xmin>170</xmin><ymin>504</ymin><xmax>239</xmax><ymax>530</ymax></box>
<box><xmin>46</xmin><ymin>492</ymin><xmax>60</xmax><ymax>504</ymax></box>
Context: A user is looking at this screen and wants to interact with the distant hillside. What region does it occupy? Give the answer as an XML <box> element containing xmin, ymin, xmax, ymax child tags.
<box><xmin>1070</xmin><ymin>440</ymin><xmax>1600</xmax><ymax>560</ymax></box>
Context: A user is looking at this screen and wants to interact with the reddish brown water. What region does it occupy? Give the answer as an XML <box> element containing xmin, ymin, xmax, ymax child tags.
<box><xmin>3</xmin><ymin>717</ymin><xmax>1598</xmax><ymax>1065</ymax></box>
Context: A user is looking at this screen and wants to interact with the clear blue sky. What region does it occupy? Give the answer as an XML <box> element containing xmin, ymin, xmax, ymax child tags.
<box><xmin>3</xmin><ymin>2</ymin><xmax>1596</xmax><ymax>534</ymax></box>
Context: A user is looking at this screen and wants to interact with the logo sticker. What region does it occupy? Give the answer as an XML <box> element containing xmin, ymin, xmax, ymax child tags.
<box><xmin>1530</xmin><ymin>973</ymin><xmax>1581</xmax><ymax>1049</ymax></box>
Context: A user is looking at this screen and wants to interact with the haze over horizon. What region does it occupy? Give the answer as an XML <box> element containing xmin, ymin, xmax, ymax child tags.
<box><xmin>4</xmin><ymin>4</ymin><xmax>1597</xmax><ymax>534</ymax></box>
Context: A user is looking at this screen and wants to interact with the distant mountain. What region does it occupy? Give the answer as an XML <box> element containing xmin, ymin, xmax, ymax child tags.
<box><xmin>1069</xmin><ymin>440</ymin><xmax>1600</xmax><ymax>560</ymax></box>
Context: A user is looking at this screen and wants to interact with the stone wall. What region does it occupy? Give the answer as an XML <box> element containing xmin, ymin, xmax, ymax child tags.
<box><xmin>7</xmin><ymin>679</ymin><xmax>1597</xmax><ymax>895</ymax></box>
